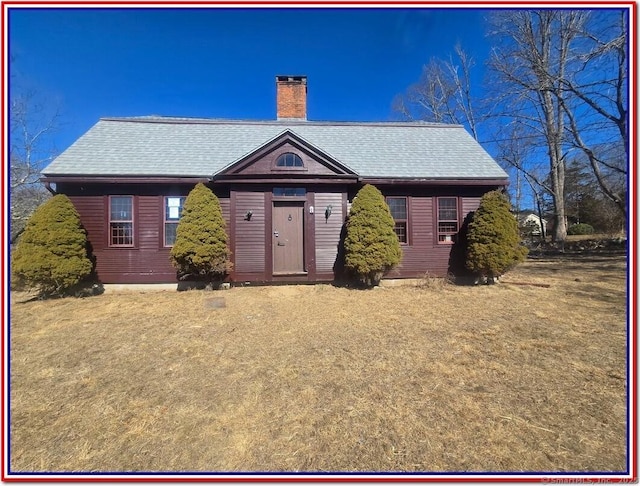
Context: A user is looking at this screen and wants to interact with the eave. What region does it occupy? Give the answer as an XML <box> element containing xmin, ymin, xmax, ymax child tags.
<box><xmin>211</xmin><ymin>174</ymin><xmax>360</xmax><ymax>185</ymax></box>
<box><xmin>41</xmin><ymin>175</ymin><xmax>508</xmax><ymax>187</ymax></box>
<box><xmin>41</xmin><ymin>175</ymin><xmax>211</xmax><ymax>184</ymax></box>
<box><xmin>360</xmin><ymin>177</ymin><xmax>509</xmax><ymax>186</ymax></box>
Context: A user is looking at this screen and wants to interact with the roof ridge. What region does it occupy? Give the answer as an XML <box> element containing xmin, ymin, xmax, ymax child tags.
<box><xmin>99</xmin><ymin>116</ymin><xmax>463</xmax><ymax>129</ymax></box>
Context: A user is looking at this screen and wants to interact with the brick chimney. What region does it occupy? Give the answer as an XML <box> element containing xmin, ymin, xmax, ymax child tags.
<box><xmin>276</xmin><ymin>75</ymin><xmax>307</xmax><ymax>120</ymax></box>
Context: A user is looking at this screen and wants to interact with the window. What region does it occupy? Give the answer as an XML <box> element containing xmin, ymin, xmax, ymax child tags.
<box><xmin>387</xmin><ymin>197</ymin><xmax>408</xmax><ymax>244</ymax></box>
<box><xmin>437</xmin><ymin>197</ymin><xmax>459</xmax><ymax>244</ymax></box>
<box><xmin>276</xmin><ymin>153</ymin><xmax>303</xmax><ymax>167</ymax></box>
<box><xmin>164</xmin><ymin>196</ymin><xmax>186</xmax><ymax>247</ymax></box>
<box><xmin>273</xmin><ymin>187</ymin><xmax>306</xmax><ymax>197</ymax></box>
<box><xmin>109</xmin><ymin>196</ymin><xmax>133</xmax><ymax>247</ymax></box>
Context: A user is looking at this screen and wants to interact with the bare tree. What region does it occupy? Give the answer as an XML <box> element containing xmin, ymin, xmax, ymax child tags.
<box><xmin>393</xmin><ymin>44</ymin><xmax>479</xmax><ymax>140</ymax></box>
<box><xmin>487</xmin><ymin>10</ymin><xmax>591</xmax><ymax>242</ymax></box>
<box><xmin>10</xmin><ymin>91</ymin><xmax>59</xmax><ymax>243</ymax></box>
<box><xmin>557</xmin><ymin>10</ymin><xmax>628</xmax><ymax>219</ymax></box>
<box><xmin>487</xmin><ymin>9</ymin><xmax>629</xmax><ymax>240</ymax></box>
<box><xmin>496</xmin><ymin>122</ymin><xmax>550</xmax><ymax>241</ymax></box>
<box><xmin>394</xmin><ymin>9</ymin><xmax>629</xmax><ymax>241</ymax></box>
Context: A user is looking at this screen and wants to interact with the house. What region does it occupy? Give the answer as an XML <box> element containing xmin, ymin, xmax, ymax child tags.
<box><xmin>517</xmin><ymin>211</ymin><xmax>547</xmax><ymax>237</ymax></box>
<box><xmin>41</xmin><ymin>76</ymin><xmax>509</xmax><ymax>284</ymax></box>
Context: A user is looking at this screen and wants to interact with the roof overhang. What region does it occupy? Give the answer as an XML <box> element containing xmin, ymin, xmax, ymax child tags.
<box><xmin>41</xmin><ymin>175</ymin><xmax>211</xmax><ymax>184</ymax></box>
<box><xmin>42</xmin><ymin>175</ymin><xmax>507</xmax><ymax>187</ymax></box>
<box><xmin>360</xmin><ymin>177</ymin><xmax>509</xmax><ymax>186</ymax></box>
<box><xmin>211</xmin><ymin>174</ymin><xmax>360</xmax><ymax>184</ymax></box>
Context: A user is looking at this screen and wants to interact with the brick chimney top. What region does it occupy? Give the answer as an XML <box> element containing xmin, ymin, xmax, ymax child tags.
<box><xmin>276</xmin><ymin>75</ymin><xmax>307</xmax><ymax>120</ymax></box>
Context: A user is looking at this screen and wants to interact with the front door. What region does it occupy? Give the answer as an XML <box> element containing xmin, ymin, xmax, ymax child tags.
<box><xmin>272</xmin><ymin>202</ymin><xmax>305</xmax><ymax>274</ymax></box>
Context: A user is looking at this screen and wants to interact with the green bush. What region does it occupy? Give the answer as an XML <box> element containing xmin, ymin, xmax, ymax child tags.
<box><xmin>12</xmin><ymin>194</ymin><xmax>93</xmax><ymax>297</ymax></box>
<box><xmin>466</xmin><ymin>190</ymin><xmax>527</xmax><ymax>283</ymax></box>
<box><xmin>343</xmin><ymin>184</ymin><xmax>402</xmax><ymax>287</ymax></box>
<box><xmin>170</xmin><ymin>183</ymin><xmax>231</xmax><ymax>286</ymax></box>
<box><xmin>567</xmin><ymin>223</ymin><xmax>595</xmax><ymax>235</ymax></box>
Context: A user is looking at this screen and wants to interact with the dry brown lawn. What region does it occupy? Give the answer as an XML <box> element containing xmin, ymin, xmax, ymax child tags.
<box><xmin>9</xmin><ymin>255</ymin><xmax>628</xmax><ymax>473</ymax></box>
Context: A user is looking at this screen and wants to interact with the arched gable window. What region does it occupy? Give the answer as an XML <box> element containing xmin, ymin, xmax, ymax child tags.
<box><xmin>276</xmin><ymin>153</ymin><xmax>303</xmax><ymax>167</ymax></box>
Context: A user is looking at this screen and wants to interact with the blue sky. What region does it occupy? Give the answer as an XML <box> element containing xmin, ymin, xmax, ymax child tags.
<box><xmin>8</xmin><ymin>7</ymin><xmax>491</xmax><ymax>153</ymax></box>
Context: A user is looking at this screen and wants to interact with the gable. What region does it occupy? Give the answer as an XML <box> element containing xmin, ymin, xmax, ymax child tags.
<box><xmin>214</xmin><ymin>130</ymin><xmax>358</xmax><ymax>179</ymax></box>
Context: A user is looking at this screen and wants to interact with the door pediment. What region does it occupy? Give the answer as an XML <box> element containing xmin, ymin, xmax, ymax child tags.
<box><xmin>214</xmin><ymin>130</ymin><xmax>358</xmax><ymax>180</ymax></box>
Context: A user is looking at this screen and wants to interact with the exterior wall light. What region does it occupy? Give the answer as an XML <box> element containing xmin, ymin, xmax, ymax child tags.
<box><xmin>325</xmin><ymin>205</ymin><xmax>332</xmax><ymax>221</ymax></box>
<box><xmin>245</xmin><ymin>210</ymin><xmax>253</xmax><ymax>221</ymax></box>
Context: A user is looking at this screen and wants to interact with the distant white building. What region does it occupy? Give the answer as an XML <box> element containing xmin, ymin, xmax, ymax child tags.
<box><xmin>517</xmin><ymin>212</ymin><xmax>547</xmax><ymax>236</ymax></box>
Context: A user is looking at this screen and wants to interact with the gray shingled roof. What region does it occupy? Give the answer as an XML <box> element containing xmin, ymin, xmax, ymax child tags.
<box><xmin>43</xmin><ymin>117</ymin><xmax>508</xmax><ymax>180</ymax></box>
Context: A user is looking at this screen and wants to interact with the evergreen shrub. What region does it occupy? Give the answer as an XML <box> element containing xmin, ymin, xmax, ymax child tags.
<box><xmin>466</xmin><ymin>190</ymin><xmax>527</xmax><ymax>283</ymax></box>
<box><xmin>12</xmin><ymin>194</ymin><xmax>93</xmax><ymax>297</ymax></box>
<box><xmin>343</xmin><ymin>184</ymin><xmax>402</xmax><ymax>287</ymax></box>
<box><xmin>170</xmin><ymin>183</ymin><xmax>231</xmax><ymax>287</ymax></box>
<box><xmin>567</xmin><ymin>223</ymin><xmax>595</xmax><ymax>235</ymax></box>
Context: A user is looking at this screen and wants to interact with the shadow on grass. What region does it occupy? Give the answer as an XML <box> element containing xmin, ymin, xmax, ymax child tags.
<box><xmin>563</xmin><ymin>286</ymin><xmax>626</xmax><ymax>305</ymax></box>
<box><xmin>12</xmin><ymin>280</ymin><xmax>105</xmax><ymax>303</ymax></box>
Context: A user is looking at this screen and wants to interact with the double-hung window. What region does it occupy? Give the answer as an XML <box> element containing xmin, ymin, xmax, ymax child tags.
<box><xmin>109</xmin><ymin>196</ymin><xmax>134</xmax><ymax>247</ymax></box>
<box><xmin>164</xmin><ymin>196</ymin><xmax>186</xmax><ymax>247</ymax></box>
<box><xmin>386</xmin><ymin>197</ymin><xmax>408</xmax><ymax>244</ymax></box>
<box><xmin>437</xmin><ymin>197</ymin><xmax>459</xmax><ymax>244</ymax></box>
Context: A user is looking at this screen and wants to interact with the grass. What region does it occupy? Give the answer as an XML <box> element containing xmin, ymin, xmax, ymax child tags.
<box><xmin>9</xmin><ymin>255</ymin><xmax>628</xmax><ymax>473</ymax></box>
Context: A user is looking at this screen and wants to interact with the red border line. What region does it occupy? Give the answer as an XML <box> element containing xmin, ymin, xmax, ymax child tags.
<box><xmin>0</xmin><ymin>475</ymin><xmax>605</xmax><ymax>482</ymax></box>
<box><xmin>0</xmin><ymin>1</ymin><xmax>638</xmax><ymax>5</ymax></box>
<box><xmin>1</xmin><ymin>1</ymin><xmax>636</xmax><ymax>482</ymax></box>
<box><xmin>1</xmin><ymin>0</ymin><xmax>5</xmax><ymax>481</ymax></box>
<box><xmin>630</xmin><ymin>1</ymin><xmax>637</xmax><ymax>481</ymax></box>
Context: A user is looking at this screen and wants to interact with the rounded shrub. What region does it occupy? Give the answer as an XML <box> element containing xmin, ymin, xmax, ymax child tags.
<box><xmin>466</xmin><ymin>190</ymin><xmax>528</xmax><ymax>283</ymax></box>
<box><xmin>170</xmin><ymin>183</ymin><xmax>231</xmax><ymax>286</ymax></box>
<box><xmin>567</xmin><ymin>223</ymin><xmax>595</xmax><ymax>235</ymax></box>
<box><xmin>343</xmin><ymin>184</ymin><xmax>402</xmax><ymax>287</ymax></box>
<box><xmin>12</xmin><ymin>194</ymin><xmax>93</xmax><ymax>297</ymax></box>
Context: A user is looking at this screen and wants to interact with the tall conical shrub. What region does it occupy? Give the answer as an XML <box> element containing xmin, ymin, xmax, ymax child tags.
<box><xmin>466</xmin><ymin>190</ymin><xmax>528</xmax><ymax>283</ymax></box>
<box><xmin>343</xmin><ymin>184</ymin><xmax>402</xmax><ymax>287</ymax></box>
<box><xmin>12</xmin><ymin>194</ymin><xmax>93</xmax><ymax>296</ymax></box>
<box><xmin>170</xmin><ymin>183</ymin><xmax>231</xmax><ymax>286</ymax></box>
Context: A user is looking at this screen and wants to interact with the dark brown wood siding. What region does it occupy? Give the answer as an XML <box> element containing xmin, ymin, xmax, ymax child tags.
<box><xmin>220</xmin><ymin>197</ymin><xmax>230</xmax><ymax>222</ymax></box>
<box><xmin>70</xmin><ymin>195</ymin><xmax>172</xmax><ymax>283</ymax></box>
<box><xmin>68</xmin><ymin>195</ymin><xmax>174</xmax><ymax>283</ymax></box>
<box><xmin>375</xmin><ymin>188</ymin><xmax>492</xmax><ymax>279</ymax></box>
<box><xmin>139</xmin><ymin>196</ymin><xmax>161</xmax><ymax>251</ymax></box>
<box><xmin>66</xmin><ymin>183</ymin><xmax>231</xmax><ymax>284</ymax></box>
<box><xmin>233</xmin><ymin>191</ymin><xmax>266</xmax><ymax>278</ymax></box>
<box><xmin>314</xmin><ymin>191</ymin><xmax>344</xmax><ymax>274</ymax></box>
<box><xmin>68</xmin><ymin>194</ymin><xmax>104</xmax><ymax>253</ymax></box>
<box><xmin>462</xmin><ymin>197</ymin><xmax>482</xmax><ymax>217</ymax></box>
<box><xmin>61</xmin><ymin>181</ymin><xmax>497</xmax><ymax>284</ymax></box>
<box><xmin>387</xmin><ymin>196</ymin><xmax>434</xmax><ymax>277</ymax></box>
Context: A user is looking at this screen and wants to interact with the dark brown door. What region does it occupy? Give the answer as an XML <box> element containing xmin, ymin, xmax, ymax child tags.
<box><xmin>272</xmin><ymin>203</ymin><xmax>305</xmax><ymax>274</ymax></box>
